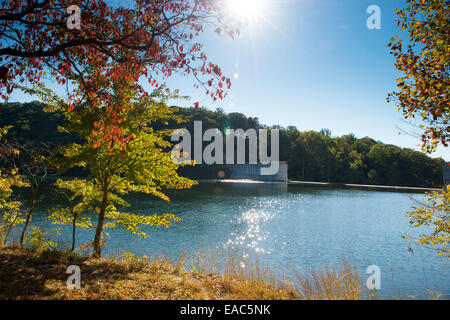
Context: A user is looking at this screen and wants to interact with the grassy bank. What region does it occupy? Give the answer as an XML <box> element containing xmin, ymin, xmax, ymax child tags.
<box><xmin>0</xmin><ymin>245</ymin><xmax>362</xmax><ymax>300</ymax></box>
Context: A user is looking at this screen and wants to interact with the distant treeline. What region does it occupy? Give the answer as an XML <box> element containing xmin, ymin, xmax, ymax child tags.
<box><xmin>0</xmin><ymin>101</ymin><xmax>444</xmax><ymax>187</ymax></box>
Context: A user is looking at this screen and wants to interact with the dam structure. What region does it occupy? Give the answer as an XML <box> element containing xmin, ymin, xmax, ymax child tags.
<box><xmin>226</xmin><ymin>161</ymin><xmax>288</xmax><ymax>182</ymax></box>
<box><xmin>444</xmin><ymin>163</ymin><xmax>450</xmax><ymax>188</ymax></box>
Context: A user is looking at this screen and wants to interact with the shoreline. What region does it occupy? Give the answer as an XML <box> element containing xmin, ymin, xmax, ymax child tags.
<box><xmin>205</xmin><ymin>179</ymin><xmax>442</xmax><ymax>192</ymax></box>
<box><xmin>288</xmin><ymin>180</ymin><xmax>442</xmax><ymax>192</ymax></box>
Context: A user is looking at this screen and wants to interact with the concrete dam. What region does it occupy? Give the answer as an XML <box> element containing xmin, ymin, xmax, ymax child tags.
<box><xmin>226</xmin><ymin>161</ymin><xmax>288</xmax><ymax>182</ymax></box>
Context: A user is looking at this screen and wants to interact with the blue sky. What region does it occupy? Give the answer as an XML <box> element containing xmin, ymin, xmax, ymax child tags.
<box><xmin>9</xmin><ymin>0</ymin><xmax>449</xmax><ymax>160</ymax></box>
<box><xmin>163</xmin><ymin>0</ymin><xmax>449</xmax><ymax>160</ymax></box>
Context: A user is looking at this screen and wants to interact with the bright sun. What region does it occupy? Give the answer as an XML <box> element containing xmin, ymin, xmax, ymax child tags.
<box><xmin>225</xmin><ymin>0</ymin><xmax>267</xmax><ymax>23</ymax></box>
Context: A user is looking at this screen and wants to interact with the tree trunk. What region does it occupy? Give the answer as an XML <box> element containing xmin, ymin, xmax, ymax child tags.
<box><xmin>71</xmin><ymin>214</ymin><xmax>77</xmax><ymax>252</ymax></box>
<box><xmin>93</xmin><ymin>188</ymin><xmax>108</xmax><ymax>258</ymax></box>
<box><xmin>20</xmin><ymin>187</ymin><xmax>36</xmax><ymax>246</ymax></box>
<box><xmin>4</xmin><ymin>212</ymin><xmax>20</xmax><ymax>245</ymax></box>
<box><xmin>19</xmin><ymin>210</ymin><xmax>33</xmax><ymax>246</ymax></box>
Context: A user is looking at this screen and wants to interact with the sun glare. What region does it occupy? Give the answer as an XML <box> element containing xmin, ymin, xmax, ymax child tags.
<box><xmin>225</xmin><ymin>0</ymin><xmax>267</xmax><ymax>23</ymax></box>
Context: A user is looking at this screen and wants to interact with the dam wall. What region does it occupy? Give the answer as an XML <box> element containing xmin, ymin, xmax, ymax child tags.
<box><xmin>444</xmin><ymin>163</ymin><xmax>450</xmax><ymax>188</ymax></box>
<box><xmin>227</xmin><ymin>161</ymin><xmax>288</xmax><ymax>182</ymax></box>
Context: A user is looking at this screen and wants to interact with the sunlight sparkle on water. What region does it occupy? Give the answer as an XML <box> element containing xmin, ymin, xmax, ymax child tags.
<box><xmin>225</xmin><ymin>206</ymin><xmax>278</xmax><ymax>254</ymax></box>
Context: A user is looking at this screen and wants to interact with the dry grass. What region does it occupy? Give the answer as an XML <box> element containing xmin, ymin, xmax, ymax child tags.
<box><xmin>294</xmin><ymin>260</ymin><xmax>361</xmax><ymax>300</ymax></box>
<box><xmin>0</xmin><ymin>245</ymin><xmax>364</xmax><ymax>300</ymax></box>
<box><xmin>192</xmin><ymin>249</ymin><xmax>363</xmax><ymax>300</ymax></box>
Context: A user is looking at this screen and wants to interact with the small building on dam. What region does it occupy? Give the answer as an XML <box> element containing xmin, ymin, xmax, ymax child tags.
<box><xmin>444</xmin><ymin>162</ymin><xmax>450</xmax><ymax>188</ymax></box>
<box><xmin>226</xmin><ymin>161</ymin><xmax>288</xmax><ymax>182</ymax></box>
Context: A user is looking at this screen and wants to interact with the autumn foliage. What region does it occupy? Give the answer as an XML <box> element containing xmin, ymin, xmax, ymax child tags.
<box><xmin>388</xmin><ymin>0</ymin><xmax>449</xmax><ymax>153</ymax></box>
<box><xmin>0</xmin><ymin>0</ymin><xmax>237</xmax><ymax>101</ymax></box>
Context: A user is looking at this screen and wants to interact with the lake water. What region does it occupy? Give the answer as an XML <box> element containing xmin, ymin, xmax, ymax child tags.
<box><xmin>26</xmin><ymin>180</ymin><xmax>449</xmax><ymax>299</ymax></box>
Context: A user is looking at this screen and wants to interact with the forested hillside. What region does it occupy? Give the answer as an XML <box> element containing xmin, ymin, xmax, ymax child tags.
<box><xmin>0</xmin><ymin>102</ymin><xmax>444</xmax><ymax>187</ymax></box>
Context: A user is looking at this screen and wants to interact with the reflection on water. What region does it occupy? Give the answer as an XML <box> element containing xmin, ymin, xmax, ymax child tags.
<box><xmin>25</xmin><ymin>180</ymin><xmax>449</xmax><ymax>298</ymax></box>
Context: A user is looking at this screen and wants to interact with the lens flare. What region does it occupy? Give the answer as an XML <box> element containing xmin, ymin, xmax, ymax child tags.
<box><xmin>225</xmin><ymin>0</ymin><xmax>267</xmax><ymax>23</ymax></box>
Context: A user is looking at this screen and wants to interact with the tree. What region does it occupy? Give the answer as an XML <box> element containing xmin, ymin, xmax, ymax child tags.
<box><xmin>388</xmin><ymin>0</ymin><xmax>449</xmax><ymax>153</ymax></box>
<box><xmin>405</xmin><ymin>186</ymin><xmax>449</xmax><ymax>259</ymax></box>
<box><xmin>0</xmin><ymin>0</ymin><xmax>237</xmax><ymax>101</ymax></box>
<box><xmin>36</xmin><ymin>81</ymin><xmax>196</xmax><ymax>257</ymax></box>
<box><xmin>48</xmin><ymin>179</ymin><xmax>95</xmax><ymax>251</ymax></box>
<box><xmin>388</xmin><ymin>1</ymin><xmax>449</xmax><ymax>259</ymax></box>
<box><xmin>296</xmin><ymin>131</ymin><xmax>334</xmax><ymax>182</ymax></box>
<box><xmin>4</xmin><ymin>140</ymin><xmax>51</xmax><ymax>246</ymax></box>
<box><xmin>0</xmin><ymin>169</ymin><xmax>26</xmax><ymax>244</ymax></box>
<box><xmin>0</xmin><ymin>126</ymin><xmax>29</xmax><ymax>244</ymax></box>
<box><xmin>319</xmin><ymin>128</ymin><xmax>332</xmax><ymax>137</ymax></box>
